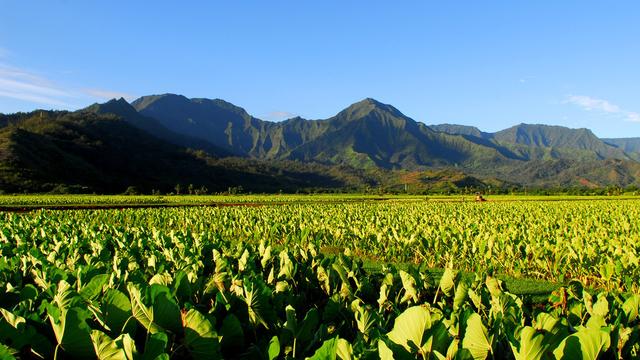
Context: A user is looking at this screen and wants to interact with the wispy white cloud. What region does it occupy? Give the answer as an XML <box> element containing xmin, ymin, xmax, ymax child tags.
<box><xmin>627</xmin><ymin>112</ymin><xmax>640</xmax><ymax>122</ymax></box>
<box><xmin>0</xmin><ymin>48</ymin><xmax>135</xmax><ymax>109</ymax></box>
<box><xmin>0</xmin><ymin>63</ymin><xmax>75</xmax><ymax>107</ymax></box>
<box><xmin>565</xmin><ymin>95</ymin><xmax>620</xmax><ymax>113</ymax></box>
<box><xmin>264</xmin><ymin>110</ymin><xmax>297</xmax><ymax>121</ymax></box>
<box><xmin>81</xmin><ymin>88</ymin><xmax>136</xmax><ymax>101</ymax></box>
<box><xmin>0</xmin><ymin>62</ymin><xmax>136</xmax><ymax>109</ymax></box>
<box><xmin>565</xmin><ymin>95</ymin><xmax>639</xmax><ymax>123</ymax></box>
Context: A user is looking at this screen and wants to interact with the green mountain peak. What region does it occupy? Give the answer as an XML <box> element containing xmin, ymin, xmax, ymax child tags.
<box><xmin>9</xmin><ymin>93</ymin><xmax>634</xmax><ymax>191</ymax></box>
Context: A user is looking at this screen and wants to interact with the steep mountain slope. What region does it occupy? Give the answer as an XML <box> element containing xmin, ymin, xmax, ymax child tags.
<box><xmin>132</xmin><ymin>94</ymin><xmax>276</xmax><ymax>156</ymax></box>
<box><xmin>431</xmin><ymin>122</ymin><xmax>631</xmax><ymax>161</ymax></box>
<box><xmin>83</xmin><ymin>98</ymin><xmax>231</xmax><ymax>157</ymax></box>
<box><xmin>124</xmin><ymin>95</ymin><xmax>640</xmax><ymax>185</ymax></box>
<box><xmin>491</xmin><ymin>124</ymin><xmax>629</xmax><ymax>161</ymax></box>
<box><xmin>0</xmin><ymin>111</ymin><xmax>372</xmax><ymax>193</ymax></box>
<box><xmin>286</xmin><ymin>99</ymin><xmax>507</xmax><ymax>169</ymax></box>
<box><xmin>2</xmin><ymin>95</ymin><xmax>639</xmax><ymax>193</ymax></box>
<box><xmin>131</xmin><ymin>96</ymin><xmax>509</xmax><ymax>169</ymax></box>
<box><xmin>604</xmin><ymin>138</ymin><xmax>640</xmax><ymax>160</ymax></box>
<box><xmin>430</xmin><ymin>124</ymin><xmax>490</xmax><ymax>138</ymax></box>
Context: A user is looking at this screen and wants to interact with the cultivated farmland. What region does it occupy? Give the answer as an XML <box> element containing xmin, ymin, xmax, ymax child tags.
<box><xmin>0</xmin><ymin>197</ymin><xmax>639</xmax><ymax>358</ymax></box>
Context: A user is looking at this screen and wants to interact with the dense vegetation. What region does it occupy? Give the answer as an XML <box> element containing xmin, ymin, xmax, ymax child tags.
<box><xmin>0</xmin><ymin>111</ymin><xmax>381</xmax><ymax>194</ymax></box>
<box><xmin>132</xmin><ymin>95</ymin><xmax>638</xmax><ymax>165</ymax></box>
<box><xmin>129</xmin><ymin>95</ymin><xmax>640</xmax><ymax>187</ymax></box>
<box><xmin>3</xmin><ymin>199</ymin><xmax>634</xmax><ymax>289</ymax></box>
<box><xmin>1</xmin><ymin>194</ymin><xmax>638</xmax><ymax>208</ymax></box>
<box><xmin>2</xmin><ymin>96</ymin><xmax>640</xmax><ymax>193</ymax></box>
<box><xmin>1</xmin><ymin>199</ymin><xmax>639</xmax><ymax>358</ymax></box>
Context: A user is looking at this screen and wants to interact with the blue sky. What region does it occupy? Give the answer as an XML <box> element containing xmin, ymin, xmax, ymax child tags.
<box><xmin>1</xmin><ymin>1</ymin><xmax>638</xmax><ymax>138</ymax></box>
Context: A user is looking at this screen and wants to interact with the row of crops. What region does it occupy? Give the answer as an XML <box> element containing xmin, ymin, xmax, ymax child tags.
<box><xmin>0</xmin><ymin>194</ymin><xmax>637</xmax><ymax>207</ymax></box>
<box><xmin>1</xmin><ymin>200</ymin><xmax>639</xmax><ymax>358</ymax></box>
<box><xmin>4</xmin><ymin>200</ymin><xmax>635</xmax><ymax>289</ymax></box>
<box><xmin>0</xmin><ymin>195</ymin><xmax>411</xmax><ymax>207</ymax></box>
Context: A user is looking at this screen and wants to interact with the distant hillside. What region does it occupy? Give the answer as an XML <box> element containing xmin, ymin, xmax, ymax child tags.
<box><xmin>0</xmin><ymin>111</ymin><xmax>376</xmax><ymax>193</ymax></box>
<box><xmin>132</xmin><ymin>96</ymin><xmax>509</xmax><ymax>169</ymax></box>
<box><xmin>491</xmin><ymin>124</ymin><xmax>629</xmax><ymax>161</ymax></box>
<box><xmin>431</xmin><ymin>122</ymin><xmax>631</xmax><ymax>161</ymax></box>
<box><xmin>285</xmin><ymin>99</ymin><xmax>507</xmax><ymax>169</ymax></box>
<box><xmin>603</xmin><ymin>138</ymin><xmax>640</xmax><ymax>160</ymax></box>
<box><xmin>132</xmin><ymin>94</ymin><xmax>277</xmax><ymax>157</ymax></box>
<box><xmin>430</xmin><ymin>124</ymin><xmax>490</xmax><ymax>139</ymax></box>
<box><xmin>83</xmin><ymin>98</ymin><xmax>232</xmax><ymax>157</ymax></box>
<box><xmin>469</xmin><ymin>158</ymin><xmax>640</xmax><ymax>189</ymax></box>
<box><xmin>1</xmin><ymin>95</ymin><xmax>639</xmax><ymax>193</ymax></box>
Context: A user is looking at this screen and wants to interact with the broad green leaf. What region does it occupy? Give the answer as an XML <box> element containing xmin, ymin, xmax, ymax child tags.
<box><xmin>152</xmin><ymin>292</ymin><xmax>181</xmax><ymax>334</ymax></box>
<box><xmin>91</xmin><ymin>330</ymin><xmax>127</xmax><ymax>360</ymax></box>
<box><xmin>622</xmin><ymin>294</ymin><xmax>640</xmax><ymax>322</ymax></box>
<box><xmin>378</xmin><ymin>282</ymin><xmax>390</xmax><ymax>311</ymax></box>
<box><xmin>19</xmin><ymin>284</ymin><xmax>38</xmax><ymax>302</ymax></box>
<box><xmin>53</xmin><ymin>280</ymin><xmax>79</xmax><ymax>311</ymax></box>
<box><xmin>49</xmin><ymin>307</ymin><xmax>96</xmax><ymax>358</ymax></box>
<box><xmin>485</xmin><ymin>276</ymin><xmax>503</xmax><ymax>299</ymax></box>
<box><xmin>127</xmin><ymin>284</ymin><xmax>163</xmax><ymax>334</ymax></box>
<box><xmin>352</xmin><ymin>301</ymin><xmax>377</xmax><ymax>337</ymax></box>
<box><xmin>307</xmin><ymin>337</ymin><xmax>352</xmax><ymax>360</ymax></box>
<box><xmin>172</xmin><ymin>271</ymin><xmax>193</xmax><ymax>300</ymax></box>
<box><xmin>0</xmin><ymin>308</ymin><xmax>25</xmax><ymax>330</ymax></box>
<box><xmin>399</xmin><ymin>270</ymin><xmax>419</xmax><ymax>304</ymax></box>
<box><xmin>439</xmin><ymin>268</ymin><xmax>457</xmax><ymax>298</ymax></box>
<box><xmin>261</xmin><ymin>245</ymin><xmax>272</xmax><ymax>268</ymax></box>
<box><xmin>243</xmin><ymin>282</ymin><xmax>271</xmax><ymax>329</ymax></box>
<box><xmin>335</xmin><ymin>338</ymin><xmax>353</xmax><ymax>360</ymax></box>
<box><xmin>149</xmin><ymin>274</ymin><xmax>172</xmax><ymax>286</ymax></box>
<box><xmin>141</xmin><ymin>332</ymin><xmax>168</xmax><ymax>360</ymax></box>
<box><xmin>429</xmin><ymin>322</ymin><xmax>451</xmax><ymax>356</ymax></box>
<box><xmin>533</xmin><ymin>313</ymin><xmax>559</xmax><ymax>332</ymax></box>
<box><xmin>316</xmin><ymin>265</ymin><xmax>331</xmax><ymax>295</ymax></box>
<box><xmin>461</xmin><ymin>313</ymin><xmax>492</xmax><ymax>360</ymax></box>
<box><xmin>120</xmin><ymin>333</ymin><xmax>137</xmax><ymax>360</ymax></box>
<box><xmin>378</xmin><ymin>340</ymin><xmax>394</xmax><ymax>360</ymax></box>
<box><xmin>268</xmin><ymin>336</ymin><xmax>280</xmax><ymax>360</ymax></box>
<box><xmin>80</xmin><ymin>274</ymin><xmax>109</xmax><ymax>301</ymax></box>
<box><xmin>387</xmin><ymin>306</ymin><xmax>432</xmax><ymax>353</ymax></box>
<box><xmin>590</xmin><ymin>295</ymin><xmax>609</xmax><ymax>318</ymax></box>
<box><xmin>278</xmin><ymin>251</ymin><xmax>295</xmax><ymax>279</ymax></box>
<box><xmin>238</xmin><ymin>249</ymin><xmax>250</xmax><ymax>272</ymax></box>
<box><xmin>510</xmin><ymin>327</ymin><xmax>547</xmax><ymax>360</ymax></box>
<box><xmin>553</xmin><ymin>327</ymin><xmax>611</xmax><ymax>360</ymax></box>
<box><xmin>586</xmin><ymin>315</ymin><xmax>607</xmax><ymax>330</ymax></box>
<box><xmin>285</xmin><ymin>305</ymin><xmax>320</xmax><ymax>355</ymax></box>
<box><xmin>183</xmin><ymin>309</ymin><xmax>221</xmax><ymax>359</ymax></box>
<box><xmin>102</xmin><ymin>289</ymin><xmax>134</xmax><ymax>335</ymax></box>
<box><xmin>275</xmin><ymin>281</ymin><xmax>289</xmax><ymax>293</ymax></box>
<box><xmin>531</xmin><ymin>313</ymin><xmax>567</xmax><ymax>350</ymax></box>
<box><xmin>331</xmin><ymin>263</ymin><xmax>352</xmax><ymax>297</ymax></box>
<box><xmin>453</xmin><ymin>281</ymin><xmax>469</xmax><ymax>310</ymax></box>
<box><xmin>468</xmin><ymin>289</ymin><xmax>484</xmax><ymax>310</ymax></box>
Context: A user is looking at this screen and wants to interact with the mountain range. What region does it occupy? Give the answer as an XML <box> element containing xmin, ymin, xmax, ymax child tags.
<box><xmin>1</xmin><ymin>94</ymin><xmax>639</xmax><ymax>193</ymax></box>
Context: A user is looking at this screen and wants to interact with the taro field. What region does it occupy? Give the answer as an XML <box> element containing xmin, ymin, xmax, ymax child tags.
<box><xmin>1</xmin><ymin>197</ymin><xmax>639</xmax><ymax>359</ymax></box>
